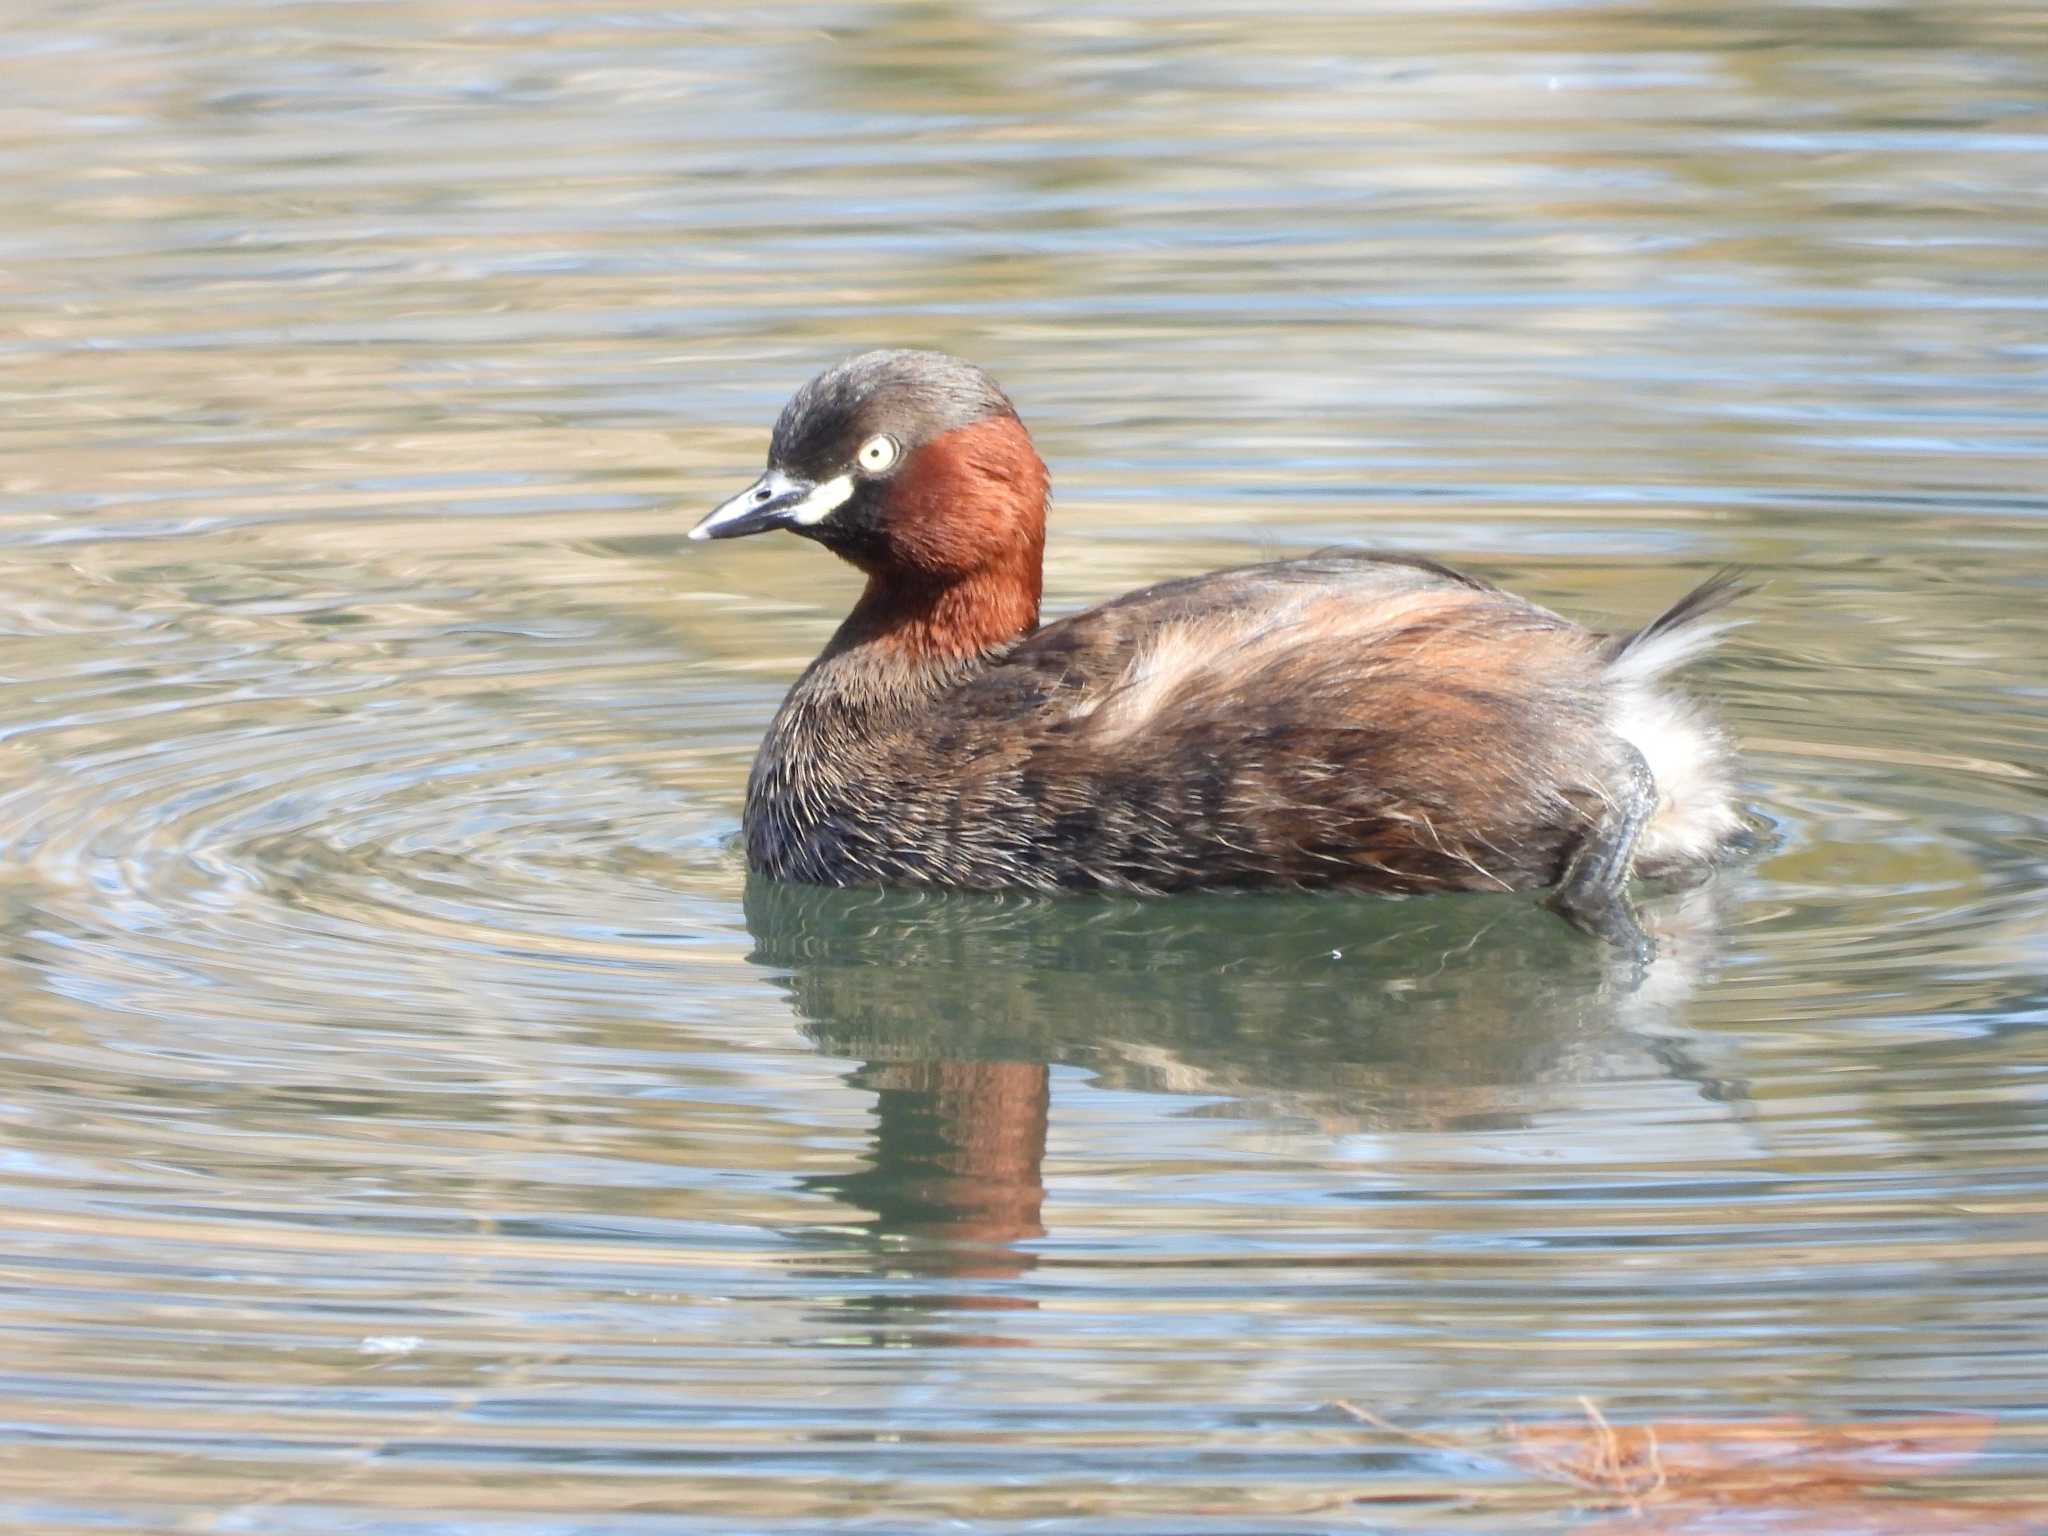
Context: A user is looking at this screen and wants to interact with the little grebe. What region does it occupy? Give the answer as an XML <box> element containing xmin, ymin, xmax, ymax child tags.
<box><xmin>693</xmin><ymin>350</ymin><xmax>1750</xmax><ymax>947</ymax></box>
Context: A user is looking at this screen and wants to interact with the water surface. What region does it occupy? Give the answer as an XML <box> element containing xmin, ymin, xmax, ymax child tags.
<box><xmin>3</xmin><ymin>1</ymin><xmax>2046</xmax><ymax>1531</ymax></box>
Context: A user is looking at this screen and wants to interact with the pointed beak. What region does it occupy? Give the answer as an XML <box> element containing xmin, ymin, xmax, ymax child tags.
<box><xmin>689</xmin><ymin>468</ymin><xmax>816</xmax><ymax>542</ymax></box>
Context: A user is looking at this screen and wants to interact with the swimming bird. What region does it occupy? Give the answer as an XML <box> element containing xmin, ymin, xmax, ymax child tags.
<box><xmin>692</xmin><ymin>350</ymin><xmax>1750</xmax><ymax>949</ymax></box>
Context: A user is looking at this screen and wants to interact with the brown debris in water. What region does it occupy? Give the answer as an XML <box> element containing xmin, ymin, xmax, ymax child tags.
<box><xmin>1329</xmin><ymin>1397</ymin><xmax>2045</xmax><ymax>1533</ymax></box>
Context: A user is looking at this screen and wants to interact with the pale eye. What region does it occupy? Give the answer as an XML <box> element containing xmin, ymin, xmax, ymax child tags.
<box><xmin>856</xmin><ymin>434</ymin><xmax>900</xmax><ymax>474</ymax></box>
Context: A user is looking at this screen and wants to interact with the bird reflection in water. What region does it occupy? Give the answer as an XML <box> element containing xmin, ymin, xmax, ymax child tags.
<box><xmin>741</xmin><ymin>877</ymin><xmax>1743</xmax><ymax>1330</ymax></box>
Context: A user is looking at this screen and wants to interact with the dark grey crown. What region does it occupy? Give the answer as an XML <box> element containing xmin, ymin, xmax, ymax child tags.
<box><xmin>768</xmin><ymin>350</ymin><xmax>1016</xmax><ymax>477</ymax></box>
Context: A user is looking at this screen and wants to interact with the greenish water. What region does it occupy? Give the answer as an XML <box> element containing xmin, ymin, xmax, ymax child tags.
<box><xmin>2</xmin><ymin>2</ymin><xmax>2046</xmax><ymax>1531</ymax></box>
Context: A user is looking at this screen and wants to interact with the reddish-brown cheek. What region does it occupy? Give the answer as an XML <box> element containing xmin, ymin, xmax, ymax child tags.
<box><xmin>848</xmin><ymin>414</ymin><xmax>1049</xmax><ymax>662</ymax></box>
<box><xmin>884</xmin><ymin>415</ymin><xmax>1049</xmax><ymax>581</ymax></box>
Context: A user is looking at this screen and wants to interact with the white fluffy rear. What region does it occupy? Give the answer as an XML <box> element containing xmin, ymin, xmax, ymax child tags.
<box><xmin>1602</xmin><ymin>613</ymin><xmax>1739</xmax><ymax>690</ymax></box>
<box><xmin>1604</xmin><ymin>608</ymin><xmax>1746</xmax><ymax>871</ymax></box>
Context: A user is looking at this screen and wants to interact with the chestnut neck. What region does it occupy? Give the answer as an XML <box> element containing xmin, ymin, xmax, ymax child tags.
<box><xmin>830</xmin><ymin>563</ymin><xmax>1039</xmax><ymax>668</ymax></box>
<box><xmin>824</xmin><ymin>413</ymin><xmax>1048</xmax><ymax>673</ymax></box>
